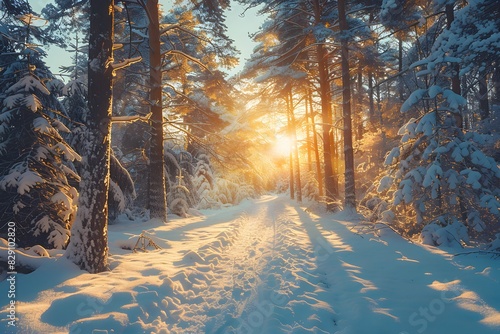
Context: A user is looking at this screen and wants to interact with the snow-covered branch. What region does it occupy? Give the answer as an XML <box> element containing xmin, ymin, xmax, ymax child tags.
<box><xmin>110</xmin><ymin>56</ymin><xmax>142</xmax><ymax>72</ymax></box>
<box><xmin>111</xmin><ymin>112</ymin><xmax>152</xmax><ymax>124</ymax></box>
<box><xmin>161</xmin><ymin>50</ymin><xmax>210</xmax><ymax>72</ymax></box>
<box><xmin>159</xmin><ymin>23</ymin><xmax>181</xmax><ymax>35</ymax></box>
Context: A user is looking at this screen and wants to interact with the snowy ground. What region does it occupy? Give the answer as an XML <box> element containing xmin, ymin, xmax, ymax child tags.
<box><xmin>1</xmin><ymin>194</ymin><xmax>500</xmax><ymax>334</ymax></box>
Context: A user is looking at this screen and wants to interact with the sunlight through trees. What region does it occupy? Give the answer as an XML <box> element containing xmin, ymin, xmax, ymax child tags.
<box><xmin>0</xmin><ymin>0</ymin><xmax>499</xmax><ymax>272</ymax></box>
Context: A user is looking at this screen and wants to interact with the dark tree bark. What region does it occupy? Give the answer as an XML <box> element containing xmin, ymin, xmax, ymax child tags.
<box><xmin>309</xmin><ymin>89</ymin><xmax>324</xmax><ymax>198</ymax></box>
<box><xmin>312</xmin><ymin>0</ymin><xmax>338</xmax><ymax>210</ymax></box>
<box><xmin>288</xmin><ymin>87</ymin><xmax>302</xmax><ymax>202</ymax></box>
<box><xmin>368</xmin><ymin>70</ymin><xmax>375</xmax><ymax>124</ymax></box>
<box><xmin>65</xmin><ymin>0</ymin><xmax>114</xmax><ymax>273</ymax></box>
<box><xmin>446</xmin><ymin>4</ymin><xmax>461</xmax><ymax>97</ymax></box>
<box><xmin>356</xmin><ymin>67</ymin><xmax>363</xmax><ymax>141</ymax></box>
<box><xmin>318</xmin><ymin>41</ymin><xmax>338</xmax><ymax>210</ymax></box>
<box><xmin>339</xmin><ymin>0</ymin><xmax>356</xmax><ymax>211</ymax></box>
<box><xmin>478</xmin><ymin>71</ymin><xmax>490</xmax><ymax>120</ymax></box>
<box><xmin>146</xmin><ymin>0</ymin><xmax>167</xmax><ymax>221</ymax></box>
<box><xmin>397</xmin><ymin>34</ymin><xmax>404</xmax><ymax>101</ymax></box>
<box><xmin>304</xmin><ymin>92</ymin><xmax>312</xmax><ymax>172</ymax></box>
<box><xmin>492</xmin><ymin>65</ymin><xmax>500</xmax><ymax>108</ymax></box>
<box><xmin>288</xmin><ymin>107</ymin><xmax>295</xmax><ymax>200</ymax></box>
<box><xmin>446</xmin><ymin>3</ymin><xmax>463</xmax><ymax>128</ymax></box>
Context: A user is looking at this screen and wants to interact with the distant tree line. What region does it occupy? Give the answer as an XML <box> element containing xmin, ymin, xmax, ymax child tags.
<box><xmin>237</xmin><ymin>0</ymin><xmax>500</xmax><ymax>247</ymax></box>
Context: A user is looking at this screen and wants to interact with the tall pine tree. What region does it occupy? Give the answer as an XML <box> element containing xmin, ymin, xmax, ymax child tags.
<box><xmin>0</xmin><ymin>12</ymin><xmax>80</xmax><ymax>249</ymax></box>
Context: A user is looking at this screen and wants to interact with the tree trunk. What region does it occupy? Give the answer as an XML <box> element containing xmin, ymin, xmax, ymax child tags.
<box><xmin>368</xmin><ymin>11</ymin><xmax>376</xmax><ymax>126</ymax></box>
<box><xmin>445</xmin><ymin>2</ymin><xmax>466</xmax><ymax>221</ymax></box>
<box><xmin>312</xmin><ymin>0</ymin><xmax>338</xmax><ymax>210</ymax></box>
<box><xmin>376</xmin><ymin>83</ymin><xmax>386</xmax><ymax>162</ymax></box>
<box><xmin>478</xmin><ymin>71</ymin><xmax>490</xmax><ymax>120</ymax></box>
<box><xmin>289</xmin><ymin>150</ymin><xmax>295</xmax><ymax>199</ymax></box>
<box><xmin>446</xmin><ymin>3</ymin><xmax>463</xmax><ymax>128</ymax></box>
<box><xmin>318</xmin><ymin>42</ymin><xmax>338</xmax><ymax>210</ymax></box>
<box><xmin>356</xmin><ymin>67</ymin><xmax>363</xmax><ymax>141</ymax></box>
<box><xmin>446</xmin><ymin>4</ymin><xmax>460</xmax><ymax>97</ymax></box>
<box><xmin>492</xmin><ymin>65</ymin><xmax>500</xmax><ymax>108</ymax></box>
<box><xmin>339</xmin><ymin>0</ymin><xmax>356</xmax><ymax>211</ymax></box>
<box><xmin>147</xmin><ymin>0</ymin><xmax>167</xmax><ymax>221</ymax></box>
<box><xmin>309</xmin><ymin>89</ymin><xmax>324</xmax><ymax>197</ymax></box>
<box><xmin>368</xmin><ymin>70</ymin><xmax>375</xmax><ymax>125</ymax></box>
<box><xmin>304</xmin><ymin>92</ymin><xmax>312</xmax><ymax>172</ymax></box>
<box><xmin>65</xmin><ymin>0</ymin><xmax>114</xmax><ymax>273</ymax></box>
<box><xmin>287</xmin><ymin>103</ymin><xmax>295</xmax><ymax>200</ymax></box>
<box><xmin>398</xmin><ymin>35</ymin><xmax>404</xmax><ymax>101</ymax></box>
<box><xmin>288</xmin><ymin>88</ymin><xmax>302</xmax><ymax>202</ymax></box>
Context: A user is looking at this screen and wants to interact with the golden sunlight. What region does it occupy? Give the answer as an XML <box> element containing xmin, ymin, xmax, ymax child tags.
<box><xmin>272</xmin><ymin>135</ymin><xmax>294</xmax><ymax>157</ymax></box>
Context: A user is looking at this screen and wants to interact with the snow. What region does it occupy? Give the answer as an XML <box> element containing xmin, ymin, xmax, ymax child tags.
<box><xmin>24</xmin><ymin>94</ymin><xmax>42</xmax><ymax>112</ymax></box>
<box><xmin>1</xmin><ymin>195</ymin><xmax>500</xmax><ymax>333</ymax></box>
<box><xmin>423</xmin><ymin>162</ymin><xmax>443</xmax><ymax>188</ymax></box>
<box><xmin>2</xmin><ymin>93</ymin><xmax>24</xmax><ymax>109</ymax></box>
<box><xmin>401</xmin><ymin>89</ymin><xmax>426</xmax><ymax>112</ymax></box>
<box><xmin>15</xmin><ymin>170</ymin><xmax>44</xmax><ymax>195</ymax></box>
<box><xmin>5</xmin><ymin>74</ymin><xmax>50</xmax><ymax>95</ymax></box>
<box><xmin>415</xmin><ymin>112</ymin><xmax>436</xmax><ymax>136</ymax></box>
<box><xmin>53</xmin><ymin>142</ymin><xmax>81</xmax><ymax>162</ymax></box>
<box><xmin>377</xmin><ymin>175</ymin><xmax>393</xmax><ymax>192</ymax></box>
<box><xmin>33</xmin><ymin>117</ymin><xmax>51</xmax><ymax>133</ymax></box>
<box><xmin>384</xmin><ymin>147</ymin><xmax>400</xmax><ymax>165</ymax></box>
<box><xmin>428</xmin><ymin>85</ymin><xmax>443</xmax><ymax>98</ymax></box>
<box><xmin>51</xmin><ymin>191</ymin><xmax>77</xmax><ymax>221</ymax></box>
<box><xmin>461</xmin><ymin>169</ymin><xmax>482</xmax><ymax>189</ymax></box>
<box><xmin>110</xmin><ymin>56</ymin><xmax>142</xmax><ymax>71</ymax></box>
<box><xmin>442</xmin><ymin>89</ymin><xmax>467</xmax><ymax>110</ymax></box>
<box><xmin>52</xmin><ymin>120</ymin><xmax>71</xmax><ymax>134</ymax></box>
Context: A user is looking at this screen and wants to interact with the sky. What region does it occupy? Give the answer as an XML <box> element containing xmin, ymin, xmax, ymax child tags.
<box><xmin>30</xmin><ymin>0</ymin><xmax>264</xmax><ymax>78</ymax></box>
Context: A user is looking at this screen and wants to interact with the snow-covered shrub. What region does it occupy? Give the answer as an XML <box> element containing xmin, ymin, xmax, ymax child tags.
<box><xmin>160</xmin><ymin>143</ymin><xmax>258</xmax><ymax>215</ymax></box>
<box><xmin>300</xmin><ymin>171</ymin><xmax>319</xmax><ymax>201</ymax></box>
<box><xmin>0</xmin><ymin>35</ymin><xmax>80</xmax><ymax>248</ymax></box>
<box><xmin>273</xmin><ymin>168</ymin><xmax>290</xmax><ymax>194</ymax></box>
<box><xmin>420</xmin><ymin>219</ymin><xmax>469</xmax><ymax>248</ymax></box>
<box><xmin>165</xmin><ymin>150</ymin><xmax>199</xmax><ymax>216</ymax></box>
<box><xmin>377</xmin><ymin>56</ymin><xmax>500</xmax><ymax>245</ymax></box>
<box><xmin>193</xmin><ymin>153</ymin><xmax>216</xmax><ymax>208</ymax></box>
<box><xmin>223</xmin><ymin>178</ymin><xmax>254</xmax><ymax>204</ymax></box>
<box><xmin>361</xmin><ymin>196</ymin><xmax>391</xmax><ymax>223</ymax></box>
<box><xmin>108</xmin><ymin>154</ymin><xmax>136</xmax><ymax>220</ymax></box>
<box><xmin>356</xmin><ymin>103</ymin><xmax>404</xmax><ymax>218</ymax></box>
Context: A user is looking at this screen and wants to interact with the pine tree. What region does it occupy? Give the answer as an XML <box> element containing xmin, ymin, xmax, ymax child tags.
<box><xmin>379</xmin><ymin>55</ymin><xmax>500</xmax><ymax>246</ymax></box>
<box><xmin>430</xmin><ymin>0</ymin><xmax>500</xmax><ymax>125</ymax></box>
<box><xmin>0</xmin><ymin>13</ymin><xmax>80</xmax><ymax>249</ymax></box>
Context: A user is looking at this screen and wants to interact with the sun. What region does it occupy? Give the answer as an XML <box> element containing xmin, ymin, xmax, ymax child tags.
<box><xmin>272</xmin><ymin>135</ymin><xmax>293</xmax><ymax>157</ymax></box>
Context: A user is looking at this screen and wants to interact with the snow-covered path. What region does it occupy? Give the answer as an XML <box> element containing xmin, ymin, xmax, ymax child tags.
<box><xmin>2</xmin><ymin>195</ymin><xmax>500</xmax><ymax>333</ymax></box>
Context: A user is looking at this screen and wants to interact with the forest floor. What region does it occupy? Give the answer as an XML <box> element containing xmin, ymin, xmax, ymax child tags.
<box><xmin>1</xmin><ymin>194</ymin><xmax>500</xmax><ymax>333</ymax></box>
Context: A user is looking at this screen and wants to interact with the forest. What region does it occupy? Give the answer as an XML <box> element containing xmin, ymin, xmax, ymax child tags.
<box><xmin>0</xmin><ymin>0</ymin><xmax>499</xmax><ymax>272</ymax></box>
